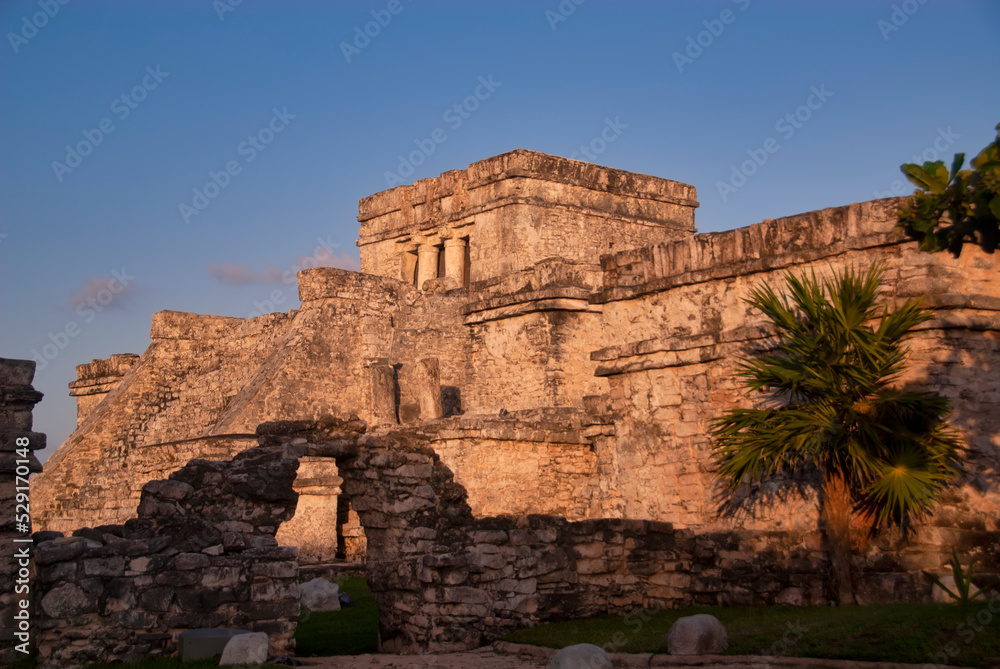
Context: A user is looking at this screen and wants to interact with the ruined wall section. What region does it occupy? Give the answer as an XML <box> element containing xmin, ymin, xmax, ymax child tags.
<box><xmin>31</xmin><ymin>311</ymin><xmax>294</xmax><ymax>532</ymax></box>
<box><xmin>34</xmin><ymin>442</ymin><xmax>302</xmax><ymax>668</ymax></box>
<box><xmin>357</xmin><ymin>149</ymin><xmax>698</xmax><ymax>286</ymax></box>
<box><xmin>259</xmin><ymin>421</ymin><xmax>999</xmax><ymax>654</ymax></box>
<box><xmin>462</xmin><ymin>258</ymin><xmax>610</xmax><ymax>413</ymax></box>
<box><xmin>69</xmin><ymin>354</ymin><xmax>139</xmax><ymax>426</ymax></box>
<box><xmin>419</xmin><ymin>409</ymin><xmax>619</xmax><ymax>521</ymax></box>
<box><xmin>385</xmin><ymin>280</ymin><xmax>473</xmax><ymax>421</ymax></box>
<box><xmin>590</xmin><ymin>198</ymin><xmax>1000</xmax><ymax>546</ymax></box>
<box><xmin>0</xmin><ymin>359</ymin><xmax>45</xmax><ymax>666</ymax></box>
<box><xmin>33</xmin><ymin>269</ymin><xmax>420</xmax><ymax>533</ymax></box>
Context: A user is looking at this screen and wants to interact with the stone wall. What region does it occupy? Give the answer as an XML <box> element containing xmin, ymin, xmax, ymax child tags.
<box><xmin>260</xmin><ymin>420</ymin><xmax>1000</xmax><ymax>653</ymax></box>
<box><xmin>589</xmin><ymin>197</ymin><xmax>1000</xmax><ymax>541</ymax></box>
<box><xmin>424</xmin><ymin>410</ymin><xmax>616</xmax><ymax>520</ymax></box>
<box><xmin>462</xmin><ymin>258</ymin><xmax>609</xmax><ymax>413</ymax></box>
<box><xmin>1</xmin><ymin>358</ymin><xmax>45</xmax><ymax>666</ymax></box>
<box><xmin>34</xmin><ymin>441</ymin><xmax>302</xmax><ymax>667</ymax></box>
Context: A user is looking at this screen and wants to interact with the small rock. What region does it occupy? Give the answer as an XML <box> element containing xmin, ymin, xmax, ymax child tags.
<box><xmin>776</xmin><ymin>586</ymin><xmax>805</xmax><ymax>606</ymax></box>
<box><xmin>202</xmin><ymin>544</ymin><xmax>225</xmax><ymax>556</ymax></box>
<box><xmin>33</xmin><ymin>530</ymin><xmax>63</xmax><ymax>544</ymax></box>
<box><xmin>300</xmin><ymin>577</ymin><xmax>341</xmax><ymax>612</ymax></box>
<box><xmin>548</xmin><ymin>643</ymin><xmax>612</xmax><ymax>669</ymax></box>
<box><xmin>219</xmin><ymin>631</ymin><xmax>269</xmax><ymax>665</ymax></box>
<box><xmin>667</xmin><ymin>614</ymin><xmax>728</xmax><ymax>655</ymax></box>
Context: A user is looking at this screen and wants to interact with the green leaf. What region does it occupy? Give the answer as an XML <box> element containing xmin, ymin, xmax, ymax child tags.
<box><xmin>950</xmin><ymin>152</ymin><xmax>966</xmax><ymax>179</ymax></box>
<box><xmin>902</xmin><ymin>162</ymin><xmax>950</xmax><ymax>194</ymax></box>
<box><xmin>990</xmin><ymin>195</ymin><xmax>1000</xmax><ymax>220</ymax></box>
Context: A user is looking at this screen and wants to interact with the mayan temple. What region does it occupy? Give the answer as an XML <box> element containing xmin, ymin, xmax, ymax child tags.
<box><xmin>21</xmin><ymin>149</ymin><xmax>1000</xmax><ymax>659</ymax></box>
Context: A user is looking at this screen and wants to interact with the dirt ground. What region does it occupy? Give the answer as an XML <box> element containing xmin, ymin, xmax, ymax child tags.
<box><xmin>300</xmin><ymin>647</ymin><xmax>551</xmax><ymax>669</ymax></box>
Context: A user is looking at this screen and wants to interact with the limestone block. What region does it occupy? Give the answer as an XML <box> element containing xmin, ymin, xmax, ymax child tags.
<box><xmin>412</xmin><ymin>358</ymin><xmax>444</xmax><ymax>420</ymax></box>
<box><xmin>666</xmin><ymin>614</ymin><xmax>727</xmax><ymax>655</ymax></box>
<box><xmin>368</xmin><ymin>362</ymin><xmax>398</xmax><ymax>426</ymax></box>
<box><xmin>300</xmin><ymin>578</ymin><xmax>341</xmax><ymax>612</ymax></box>
<box><xmin>220</xmin><ymin>632</ymin><xmax>269</xmax><ymax>665</ymax></box>
<box><xmin>40</xmin><ymin>582</ymin><xmax>98</xmax><ymax>618</ymax></box>
<box><xmin>548</xmin><ymin>643</ymin><xmax>612</xmax><ymax>669</ymax></box>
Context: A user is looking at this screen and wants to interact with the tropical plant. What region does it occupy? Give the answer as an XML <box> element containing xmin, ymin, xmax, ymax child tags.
<box><xmin>711</xmin><ymin>265</ymin><xmax>963</xmax><ymax>605</ymax></box>
<box><xmin>924</xmin><ymin>549</ymin><xmax>986</xmax><ymax>605</ymax></box>
<box><xmin>896</xmin><ymin>122</ymin><xmax>1000</xmax><ymax>256</ymax></box>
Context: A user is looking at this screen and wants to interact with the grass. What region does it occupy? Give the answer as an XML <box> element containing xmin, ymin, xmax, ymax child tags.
<box><xmin>293</xmin><ymin>574</ymin><xmax>380</xmax><ymax>656</ymax></box>
<box><xmin>502</xmin><ymin>602</ymin><xmax>1000</xmax><ymax>667</ymax></box>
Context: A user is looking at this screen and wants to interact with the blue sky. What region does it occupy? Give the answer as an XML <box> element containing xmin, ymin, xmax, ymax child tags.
<box><xmin>2</xmin><ymin>0</ymin><xmax>998</xmax><ymax>463</ymax></box>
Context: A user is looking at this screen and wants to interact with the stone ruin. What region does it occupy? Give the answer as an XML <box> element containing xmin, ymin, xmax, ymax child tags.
<box><xmin>31</xmin><ymin>442</ymin><xmax>300</xmax><ymax>666</ymax></box>
<box><xmin>1</xmin><ymin>359</ymin><xmax>45</xmax><ymax>665</ymax></box>
<box><xmin>7</xmin><ymin>149</ymin><xmax>1000</xmax><ymax>661</ymax></box>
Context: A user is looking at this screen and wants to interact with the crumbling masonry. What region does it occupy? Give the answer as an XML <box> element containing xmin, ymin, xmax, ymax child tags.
<box><xmin>26</xmin><ymin>150</ymin><xmax>1000</xmax><ymax>646</ymax></box>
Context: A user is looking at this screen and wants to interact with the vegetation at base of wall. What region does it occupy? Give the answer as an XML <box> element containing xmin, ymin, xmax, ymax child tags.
<box><xmin>294</xmin><ymin>574</ymin><xmax>380</xmax><ymax>656</ymax></box>
<box><xmin>502</xmin><ymin>602</ymin><xmax>1000</xmax><ymax>667</ymax></box>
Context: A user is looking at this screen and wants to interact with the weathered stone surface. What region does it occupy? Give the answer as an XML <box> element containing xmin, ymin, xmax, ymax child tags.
<box><xmin>666</xmin><ymin>614</ymin><xmax>728</xmax><ymax>655</ymax></box>
<box><xmin>548</xmin><ymin>643</ymin><xmax>612</xmax><ymax>669</ymax></box>
<box><xmin>0</xmin><ymin>359</ymin><xmax>44</xmax><ymax>666</ymax></box>
<box><xmin>40</xmin><ymin>582</ymin><xmax>97</xmax><ymax>618</ymax></box>
<box><xmin>33</xmin><ymin>444</ymin><xmax>301</xmax><ymax>667</ymax></box>
<box><xmin>300</xmin><ymin>577</ymin><xmax>340</xmax><ymax>612</ymax></box>
<box><xmin>219</xmin><ymin>631</ymin><xmax>269</xmax><ymax>665</ymax></box>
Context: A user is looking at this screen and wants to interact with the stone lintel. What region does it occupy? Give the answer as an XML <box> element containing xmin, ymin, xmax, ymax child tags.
<box><xmin>462</xmin><ymin>297</ymin><xmax>601</xmax><ymax>326</ymax></box>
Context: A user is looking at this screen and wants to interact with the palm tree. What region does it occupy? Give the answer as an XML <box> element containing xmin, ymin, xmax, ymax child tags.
<box><xmin>711</xmin><ymin>264</ymin><xmax>962</xmax><ymax>605</ymax></box>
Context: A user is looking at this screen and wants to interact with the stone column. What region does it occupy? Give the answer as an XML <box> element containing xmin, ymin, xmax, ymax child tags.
<box><xmin>0</xmin><ymin>358</ymin><xmax>45</xmax><ymax>665</ymax></box>
<box><xmin>416</xmin><ymin>243</ymin><xmax>439</xmax><ymax>290</ymax></box>
<box><xmin>443</xmin><ymin>238</ymin><xmax>467</xmax><ymax>286</ymax></box>
<box><xmin>367</xmin><ymin>359</ymin><xmax>398</xmax><ymax>426</ymax></box>
<box><xmin>400</xmin><ymin>243</ymin><xmax>418</xmax><ymax>285</ymax></box>
<box><xmin>412</xmin><ymin>358</ymin><xmax>443</xmax><ymax>420</ymax></box>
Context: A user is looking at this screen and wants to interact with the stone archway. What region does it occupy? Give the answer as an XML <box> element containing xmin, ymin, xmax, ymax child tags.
<box><xmin>258</xmin><ymin>418</ymin><xmax>684</xmax><ymax>653</ymax></box>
